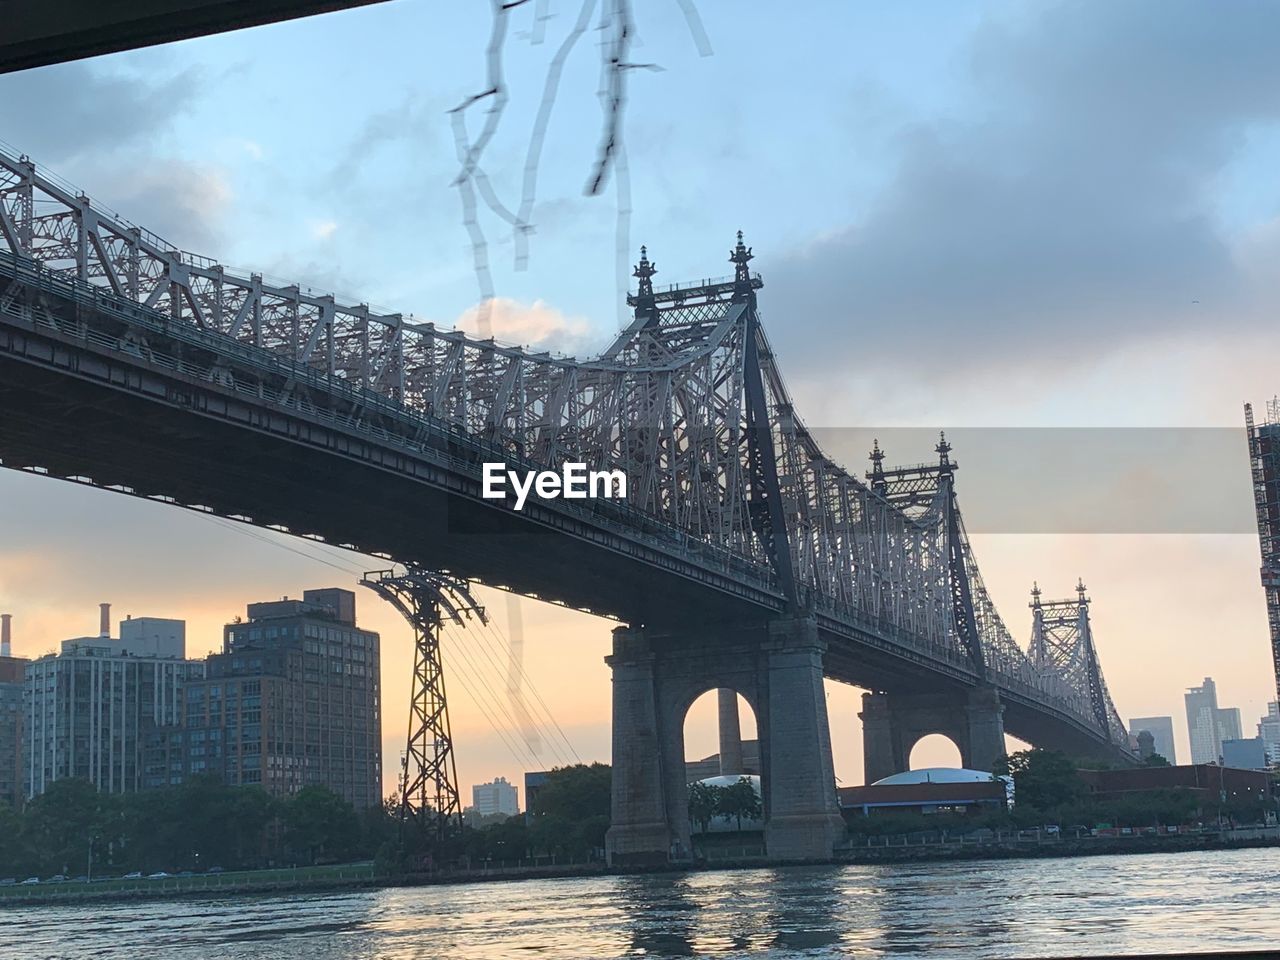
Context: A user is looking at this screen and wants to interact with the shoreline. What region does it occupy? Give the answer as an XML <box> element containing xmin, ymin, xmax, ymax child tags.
<box><xmin>2</xmin><ymin>830</ymin><xmax>1277</xmax><ymax>908</ymax></box>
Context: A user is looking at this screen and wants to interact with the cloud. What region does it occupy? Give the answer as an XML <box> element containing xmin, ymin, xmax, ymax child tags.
<box><xmin>761</xmin><ymin>1</ymin><xmax>1280</xmax><ymax>388</ymax></box>
<box><xmin>0</xmin><ymin>57</ymin><xmax>228</xmax><ymax>254</ymax></box>
<box><xmin>238</xmin><ymin>139</ymin><xmax>264</xmax><ymax>161</ymax></box>
<box><xmin>84</xmin><ymin>160</ymin><xmax>234</xmax><ymax>253</ymax></box>
<box><xmin>310</xmin><ymin>219</ymin><xmax>339</xmax><ymax>240</ymax></box>
<box><xmin>455</xmin><ymin>297</ymin><xmax>594</xmax><ymax>355</ymax></box>
<box><xmin>0</xmin><ymin>60</ymin><xmax>202</xmax><ymax>165</ymax></box>
<box><xmin>327</xmin><ymin>93</ymin><xmax>448</xmax><ymax>190</ymax></box>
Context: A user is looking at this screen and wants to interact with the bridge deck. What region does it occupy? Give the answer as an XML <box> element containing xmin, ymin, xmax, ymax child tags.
<box><xmin>0</xmin><ymin>255</ymin><xmax>1124</xmax><ymax>759</ymax></box>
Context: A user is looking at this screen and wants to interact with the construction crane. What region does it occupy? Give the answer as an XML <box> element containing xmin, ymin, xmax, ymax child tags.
<box><xmin>1245</xmin><ymin>401</ymin><xmax>1280</xmax><ymax>707</ymax></box>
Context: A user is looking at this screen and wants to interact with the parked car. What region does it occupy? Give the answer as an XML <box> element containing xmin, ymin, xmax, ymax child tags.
<box><xmin>122</xmin><ymin>871</ymin><xmax>143</xmax><ymax>880</ymax></box>
<box><xmin>1043</xmin><ymin>824</ymin><xmax>1060</xmax><ymax>836</ymax></box>
<box><xmin>19</xmin><ymin>877</ymin><xmax>39</xmax><ymax>885</ymax></box>
<box><xmin>177</xmin><ymin>871</ymin><xmax>194</xmax><ymax>878</ymax></box>
<box><xmin>46</xmin><ymin>875</ymin><xmax>66</xmax><ymax>883</ymax></box>
<box><xmin>0</xmin><ymin>879</ymin><xmax>15</xmax><ymax>886</ymax></box>
<box><xmin>147</xmin><ymin>871</ymin><xmax>172</xmax><ymax>880</ymax></box>
<box><xmin>207</xmin><ymin>866</ymin><xmax>224</xmax><ymax>874</ymax></box>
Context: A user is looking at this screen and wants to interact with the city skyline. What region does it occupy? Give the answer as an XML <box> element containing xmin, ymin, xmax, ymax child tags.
<box><xmin>2</xmin><ymin>2</ymin><xmax>1280</xmax><ymax>799</ymax></box>
<box><xmin>2</xmin><ymin>584</ymin><xmax>1274</xmax><ymax>802</ymax></box>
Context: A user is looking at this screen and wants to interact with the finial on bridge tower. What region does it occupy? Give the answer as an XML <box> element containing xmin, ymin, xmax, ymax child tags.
<box><xmin>633</xmin><ymin>245</ymin><xmax>656</xmax><ymax>298</ymax></box>
<box><xmin>1030</xmin><ymin>581</ymin><xmax>1042</xmax><ymax>608</ymax></box>
<box><xmin>1076</xmin><ymin>578</ymin><xmax>1089</xmax><ymax>604</ymax></box>
<box><xmin>632</xmin><ymin>244</ymin><xmax>658</xmax><ymax>321</ymax></box>
<box><xmin>936</xmin><ymin>431</ymin><xmax>952</xmax><ymax>471</ymax></box>
<box><xmin>869</xmin><ymin>438</ymin><xmax>887</xmax><ymax>494</ymax></box>
<box><xmin>731</xmin><ymin>230</ymin><xmax>755</xmax><ymax>302</ymax></box>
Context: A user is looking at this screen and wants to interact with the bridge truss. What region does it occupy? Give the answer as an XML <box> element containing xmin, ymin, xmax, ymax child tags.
<box><xmin>0</xmin><ymin>149</ymin><xmax>1132</xmax><ymax>755</ymax></box>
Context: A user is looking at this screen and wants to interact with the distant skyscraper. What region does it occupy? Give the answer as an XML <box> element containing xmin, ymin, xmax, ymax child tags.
<box><xmin>1258</xmin><ymin>702</ymin><xmax>1280</xmax><ymax>766</ymax></box>
<box><xmin>24</xmin><ymin>607</ymin><xmax>202</xmax><ymax>797</ymax></box>
<box><xmin>1183</xmin><ymin>679</ymin><xmax>1249</xmax><ymax>765</ymax></box>
<box><xmin>1128</xmin><ymin>717</ymin><xmax>1176</xmax><ymax>764</ymax></box>
<box><xmin>1185</xmin><ymin>678</ymin><xmax>1224</xmax><ymax>764</ymax></box>
<box><xmin>1216</xmin><ymin>707</ymin><xmax>1243</xmax><ymax>743</ymax></box>
<box><xmin>182</xmin><ymin>588</ymin><xmax>381</xmax><ymax>807</ymax></box>
<box><xmin>472</xmin><ymin>776</ymin><xmax>519</xmax><ymax>817</ymax></box>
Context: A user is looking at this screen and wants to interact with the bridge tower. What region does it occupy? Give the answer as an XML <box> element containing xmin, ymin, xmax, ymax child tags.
<box><xmin>857</xmin><ymin>435</ymin><xmax>1006</xmax><ymax>783</ymax></box>
<box><xmin>361</xmin><ymin>567</ymin><xmax>485</xmax><ymax>841</ymax></box>
<box><xmin>605</xmin><ymin>237</ymin><xmax>843</xmax><ymax>865</ymax></box>
<box><xmin>606</xmin><ymin>616</ymin><xmax>843</xmax><ymax>865</ymax></box>
<box><xmin>1030</xmin><ymin>579</ymin><xmax>1117</xmax><ymax>738</ymax></box>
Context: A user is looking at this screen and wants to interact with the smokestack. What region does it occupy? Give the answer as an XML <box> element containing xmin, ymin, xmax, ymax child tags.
<box><xmin>1</xmin><ymin>614</ymin><xmax>10</xmax><ymax>657</ymax></box>
<box><xmin>99</xmin><ymin>603</ymin><xmax>111</xmax><ymax>639</ymax></box>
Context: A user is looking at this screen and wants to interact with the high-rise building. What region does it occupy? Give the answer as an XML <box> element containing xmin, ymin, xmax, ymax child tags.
<box><xmin>471</xmin><ymin>776</ymin><xmax>519</xmax><ymax>817</ymax></box>
<box><xmin>1258</xmin><ymin>702</ymin><xmax>1280</xmax><ymax>766</ymax></box>
<box><xmin>0</xmin><ymin>614</ymin><xmax>29</xmax><ymax>808</ymax></box>
<box><xmin>23</xmin><ymin>607</ymin><xmax>203</xmax><ymax>798</ymax></box>
<box><xmin>1185</xmin><ymin>679</ymin><xmax>1221</xmax><ymax>764</ymax></box>
<box><xmin>182</xmin><ymin>588</ymin><xmax>381</xmax><ymax>808</ymax></box>
<box><xmin>1183</xmin><ymin>679</ymin><xmax>1249</xmax><ymax>765</ymax></box>
<box><xmin>1216</xmin><ymin>707</ymin><xmax>1243</xmax><ymax>743</ymax></box>
<box><xmin>1128</xmin><ymin>717</ymin><xmax>1176</xmax><ymax>764</ymax></box>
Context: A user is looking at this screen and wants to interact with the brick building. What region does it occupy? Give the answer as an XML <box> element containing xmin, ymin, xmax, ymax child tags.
<box><xmin>182</xmin><ymin>588</ymin><xmax>381</xmax><ymax>808</ymax></box>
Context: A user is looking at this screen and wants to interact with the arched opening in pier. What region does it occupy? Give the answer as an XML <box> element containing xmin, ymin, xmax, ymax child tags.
<box><xmin>683</xmin><ymin>689</ymin><xmax>762</xmax><ymax>837</ymax></box>
<box><xmin>684</xmin><ymin>688</ymin><xmax>759</xmax><ymax>776</ymax></box>
<box><xmin>909</xmin><ymin>733</ymin><xmax>963</xmax><ymax>771</ymax></box>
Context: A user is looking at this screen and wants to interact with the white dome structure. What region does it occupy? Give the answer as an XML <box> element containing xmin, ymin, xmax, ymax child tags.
<box><xmin>872</xmin><ymin>767</ymin><xmax>996</xmax><ymax>786</ymax></box>
<box><xmin>692</xmin><ymin>774</ymin><xmax>761</xmax><ymax>792</ymax></box>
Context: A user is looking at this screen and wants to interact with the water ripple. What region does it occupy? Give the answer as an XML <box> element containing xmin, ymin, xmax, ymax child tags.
<box><xmin>1</xmin><ymin>848</ymin><xmax>1277</xmax><ymax>959</ymax></box>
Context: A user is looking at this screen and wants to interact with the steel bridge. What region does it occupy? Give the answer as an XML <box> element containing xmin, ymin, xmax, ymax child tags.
<box><xmin>0</xmin><ymin>150</ymin><xmax>1133</xmax><ymax>861</ymax></box>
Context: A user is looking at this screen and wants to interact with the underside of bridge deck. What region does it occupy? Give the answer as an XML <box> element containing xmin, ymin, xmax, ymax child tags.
<box><xmin>0</xmin><ymin>350</ymin><xmax>778</xmax><ymax>632</ymax></box>
<box><xmin>0</xmin><ymin>1</ymin><xmax>392</xmax><ymax>74</ymax></box>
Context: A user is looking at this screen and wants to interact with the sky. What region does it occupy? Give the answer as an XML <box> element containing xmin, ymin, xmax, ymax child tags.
<box><xmin>2</xmin><ymin>0</ymin><xmax>1280</xmax><ymax>799</ymax></box>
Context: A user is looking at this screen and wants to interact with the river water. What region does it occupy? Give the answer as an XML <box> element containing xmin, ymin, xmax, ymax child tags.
<box><xmin>3</xmin><ymin>849</ymin><xmax>1277</xmax><ymax>959</ymax></box>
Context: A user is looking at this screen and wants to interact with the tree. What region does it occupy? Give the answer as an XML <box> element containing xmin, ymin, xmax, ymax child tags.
<box><xmin>687</xmin><ymin>781</ymin><xmax>720</xmax><ymax>834</ymax></box>
<box><xmin>530</xmin><ymin>763</ymin><xmax>611</xmax><ymax>822</ymax></box>
<box><xmin>0</xmin><ymin>802</ymin><xmax>25</xmax><ymax>876</ymax></box>
<box><xmin>995</xmin><ymin>749</ymin><xmax>1085</xmax><ymax>812</ymax></box>
<box><xmin>284</xmin><ymin>786</ymin><xmax>360</xmax><ymax>865</ymax></box>
<box><xmin>522</xmin><ymin>763</ymin><xmax>612</xmax><ymax>858</ymax></box>
<box><xmin>466</xmin><ymin>816</ymin><xmax>530</xmax><ymax>861</ymax></box>
<box><xmin>1143</xmin><ymin>753</ymin><xmax>1171</xmax><ymax>767</ymax></box>
<box><xmin>718</xmin><ymin>777</ymin><xmax>763</xmax><ymax>832</ymax></box>
<box><xmin>20</xmin><ymin>778</ymin><xmax>120</xmax><ymax>877</ymax></box>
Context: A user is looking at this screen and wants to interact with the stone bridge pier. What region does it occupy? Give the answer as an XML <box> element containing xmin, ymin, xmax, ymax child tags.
<box><xmin>605</xmin><ymin>616</ymin><xmax>844</xmax><ymax>866</ymax></box>
<box><xmin>859</xmin><ymin>686</ymin><xmax>1006</xmax><ymax>784</ymax></box>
